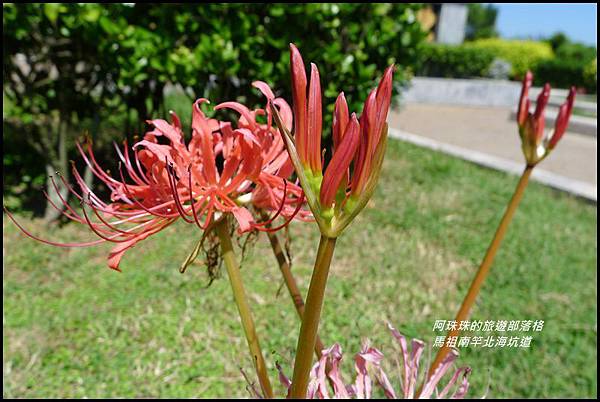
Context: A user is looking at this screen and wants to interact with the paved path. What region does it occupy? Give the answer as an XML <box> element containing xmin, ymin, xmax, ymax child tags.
<box><xmin>388</xmin><ymin>104</ymin><xmax>597</xmax><ymax>200</ymax></box>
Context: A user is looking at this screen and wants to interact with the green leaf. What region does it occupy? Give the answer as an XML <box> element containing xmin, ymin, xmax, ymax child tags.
<box><xmin>43</xmin><ymin>3</ymin><xmax>61</xmax><ymax>24</ymax></box>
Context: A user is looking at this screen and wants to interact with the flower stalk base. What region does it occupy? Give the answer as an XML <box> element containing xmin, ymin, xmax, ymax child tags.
<box><xmin>214</xmin><ymin>218</ymin><xmax>273</xmax><ymax>398</ymax></box>
<box><xmin>289</xmin><ymin>235</ymin><xmax>337</xmax><ymax>398</ymax></box>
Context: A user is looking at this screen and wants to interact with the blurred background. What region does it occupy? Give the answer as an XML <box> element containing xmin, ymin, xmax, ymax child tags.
<box><xmin>3</xmin><ymin>3</ymin><xmax>597</xmax><ymax>398</ymax></box>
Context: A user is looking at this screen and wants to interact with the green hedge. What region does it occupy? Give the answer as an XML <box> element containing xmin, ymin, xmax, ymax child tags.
<box><xmin>533</xmin><ymin>43</ymin><xmax>597</xmax><ymax>93</ymax></box>
<box><xmin>534</xmin><ymin>58</ymin><xmax>597</xmax><ymax>93</ymax></box>
<box><xmin>416</xmin><ymin>38</ymin><xmax>596</xmax><ymax>93</ymax></box>
<box><xmin>583</xmin><ymin>59</ymin><xmax>597</xmax><ymax>92</ymax></box>
<box><xmin>416</xmin><ymin>39</ymin><xmax>557</xmax><ymax>82</ymax></box>
<box><xmin>417</xmin><ymin>43</ymin><xmax>495</xmax><ymax>78</ymax></box>
<box><xmin>463</xmin><ymin>38</ymin><xmax>554</xmax><ymax>79</ymax></box>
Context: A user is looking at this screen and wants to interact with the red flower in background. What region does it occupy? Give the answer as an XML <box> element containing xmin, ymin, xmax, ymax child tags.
<box><xmin>516</xmin><ymin>71</ymin><xmax>576</xmax><ymax>166</ymax></box>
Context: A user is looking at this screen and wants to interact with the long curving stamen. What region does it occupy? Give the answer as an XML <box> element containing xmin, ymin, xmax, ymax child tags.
<box><xmin>115</xmin><ymin>141</ymin><xmax>148</xmax><ymax>186</ymax></box>
<box><xmin>41</xmin><ymin>186</ymin><xmax>85</xmax><ymax>223</ymax></box>
<box><xmin>47</xmin><ymin>175</ymin><xmax>87</xmax><ymax>222</ymax></box>
<box><xmin>117</xmin><ymin>162</ymin><xmax>176</xmax><ymax>219</ymax></box>
<box><xmin>79</xmin><ymin>197</ymin><xmax>137</xmax><ymax>243</ymax></box>
<box><xmin>165</xmin><ymin>160</ymin><xmax>195</xmax><ymax>224</ymax></box>
<box><xmin>4</xmin><ymin>206</ymin><xmax>108</xmax><ymax>248</ymax></box>
<box><xmin>68</xmin><ymin>167</ymin><xmax>110</xmax><ymax>209</ymax></box>
<box><xmin>253</xmin><ymin>179</ymin><xmax>289</xmax><ymax>227</ymax></box>
<box><xmin>256</xmin><ymin>192</ymin><xmax>305</xmax><ymax>233</ymax></box>
<box><xmin>87</xmin><ymin>199</ymin><xmax>155</xmax><ymax>236</ymax></box>
<box><xmin>187</xmin><ymin>165</ymin><xmax>211</xmax><ymax>229</ymax></box>
<box><xmin>76</xmin><ymin>142</ymin><xmax>120</xmax><ymax>194</ymax></box>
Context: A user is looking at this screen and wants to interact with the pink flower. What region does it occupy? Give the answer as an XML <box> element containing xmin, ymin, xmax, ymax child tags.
<box><xmin>247</xmin><ymin>323</ymin><xmax>472</xmax><ymax>399</ymax></box>
<box><xmin>517</xmin><ymin>71</ymin><xmax>576</xmax><ymax>166</ymax></box>
<box><xmin>272</xmin><ymin>44</ymin><xmax>393</xmax><ymax>238</ymax></box>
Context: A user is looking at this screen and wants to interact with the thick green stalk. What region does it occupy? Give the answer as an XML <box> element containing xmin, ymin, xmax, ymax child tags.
<box><xmin>214</xmin><ymin>219</ymin><xmax>273</xmax><ymax>398</ymax></box>
<box><xmin>289</xmin><ymin>235</ymin><xmax>337</xmax><ymax>398</ymax></box>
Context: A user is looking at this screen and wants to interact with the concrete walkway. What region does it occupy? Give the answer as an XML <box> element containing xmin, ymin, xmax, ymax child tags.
<box><xmin>388</xmin><ymin>104</ymin><xmax>597</xmax><ymax>201</ymax></box>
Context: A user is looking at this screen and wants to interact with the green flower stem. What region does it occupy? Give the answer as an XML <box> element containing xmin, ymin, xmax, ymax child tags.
<box><xmin>214</xmin><ymin>218</ymin><xmax>273</xmax><ymax>398</ymax></box>
<box><xmin>289</xmin><ymin>235</ymin><xmax>337</xmax><ymax>398</ymax></box>
<box><xmin>261</xmin><ymin>218</ymin><xmax>325</xmax><ymax>359</ymax></box>
<box><xmin>424</xmin><ymin>165</ymin><xmax>533</xmax><ymax>386</ymax></box>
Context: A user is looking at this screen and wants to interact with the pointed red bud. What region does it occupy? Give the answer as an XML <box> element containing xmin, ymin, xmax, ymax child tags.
<box><xmin>320</xmin><ymin>114</ymin><xmax>360</xmax><ymax>209</ymax></box>
<box><xmin>548</xmin><ymin>86</ymin><xmax>576</xmax><ymax>149</ymax></box>
<box><xmin>333</xmin><ymin>92</ymin><xmax>349</xmax><ymax>152</ymax></box>
<box><xmin>517</xmin><ymin>71</ymin><xmax>533</xmax><ymax>126</ymax></box>
<box><xmin>531</xmin><ymin>83</ymin><xmax>551</xmax><ymax>140</ymax></box>
<box><xmin>307</xmin><ymin>63</ymin><xmax>322</xmax><ymax>172</ymax></box>
<box><xmin>351</xmin><ymin>89</ymin><xmax>377</xmax><ymax>196</ymax></box>
<box><xmin>533</xmin><ymin>83</ymin><xmax>551</xmax><ymax>121</ymax></box>
<box><xmin>374</xmin><ymin>65</ymin><xmax>395</xmax><ymax>144</ymax></box>
<box><xmin>290</xmin><ymin>43</ymin><xmax>308</xmax><ymax>166</ymax></box>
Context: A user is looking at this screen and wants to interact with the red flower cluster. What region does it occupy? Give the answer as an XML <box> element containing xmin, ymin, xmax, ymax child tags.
<box><xmin>6</xmin><ymin>83</ymin><xmax>309</xmax><ymax>271</ymax></box>
<box><xmin>516</xmin><ymin>71</ymin><xmax>576</xmax><ymax>165</ymax></box>
<box><xmin>272</xmin><ymin>44</ymin><xmax>394</xmax><ymax>238</ymax></box>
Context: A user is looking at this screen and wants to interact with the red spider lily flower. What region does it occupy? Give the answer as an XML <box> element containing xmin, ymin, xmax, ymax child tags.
<box><xmin>271</xmin><ymin>44</ymin><xmax>393</xmax><ymax>238</ymax></box>
<box><xmin>212</xmin><ymin>81</ymin><xmax>311</xmax><ymax>231</ymax></box>
<box><xmin>247</xmin><ymin>323</ymin><xmax>473</xmax><ymax>399</ymax></box>
<box><xmin>517</xmin><ymin>71</ymin><xmax>576</xmax><ymax>166</ymax></box>
<box><xmin>4</xmin><ymin>138</ymin><xmax>181</xmax><ymax>272</ymax></box>
<box><xmin>5</xmin><ymin>91</ymin><xmax>308</xmax><ymax>271</ymax></box>
<box><xmin>154</xmin><ymin>97</ymin><xmax>301</xmax><ymax>234</ymax></box>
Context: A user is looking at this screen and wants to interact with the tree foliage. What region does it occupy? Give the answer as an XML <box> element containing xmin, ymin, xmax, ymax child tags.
<box><xmin>465</xmin><ymin>4</ymin><xmax>498</xmax><ymax>41</ymax></box>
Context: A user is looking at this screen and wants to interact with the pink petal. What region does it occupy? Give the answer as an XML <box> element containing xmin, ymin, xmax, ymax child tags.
<box><xmin>231</xmin><ymin>207</ymin><xmax>255</xmax><ymax>233</ymax></box>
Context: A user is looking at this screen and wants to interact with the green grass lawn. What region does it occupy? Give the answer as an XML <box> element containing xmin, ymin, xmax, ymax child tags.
<box><xmin>3</xmin><ymin>138</ymin><xmax>597</xmax><ymax>398</ymax></box>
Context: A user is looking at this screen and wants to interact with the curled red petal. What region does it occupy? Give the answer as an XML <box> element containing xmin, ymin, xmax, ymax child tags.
<box><xmin>231</xmin><ymin>206</ymin><xmax>255</xmax><ymax>234</ymax></box>
<box><xmin>214</xmin><ymin>101</ymin><xmax>257</xmax><ymax>131</ymax></box>
<box><xmin>252</xmin><ymin>80</ymin><xmax>275</xmax><ymax>100</ymax></box>
<box><xmin>273</xmin><ymin>98</ymin><xmax>293</xmax><ymax>132</ymax></box>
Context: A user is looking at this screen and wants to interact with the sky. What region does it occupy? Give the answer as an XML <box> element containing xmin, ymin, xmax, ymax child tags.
<box><xmin>493</xmin><ymin>3</ymin><xmax>597</xmax><ymax>46</ymax></box>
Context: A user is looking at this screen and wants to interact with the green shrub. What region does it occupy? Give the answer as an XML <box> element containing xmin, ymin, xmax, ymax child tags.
<box><xmin>465</xmin><ymin>3</ymin><xmax>498</xmax><ymax>41</ymax></box>
<box><xmin>535</xmin><ymin>57</ymin><xmax>597</xmax><ymax>93</ymax></box>
<box><xmin>583</xmin><ymin>59</ymin><xmax>597</xmax><ymax>92</ymax></box>
<box><xmin>464</xmin><ymin>38</ymin><xmax>554</xmax><ymax>79</ymax></box>
<box><xmin>416</xmin><ymin>43</ymin><xmax>495</xmax><ymax>78</ymax></box>
<box><xmin>554</xmin><ymin>42</ymin><xmax>596</xmax><ymax>63</ymax></box>
<box><xmin>533</xmin><ymin>40</ymin><xmax>597</xmax><ymax>93</ymax></box>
